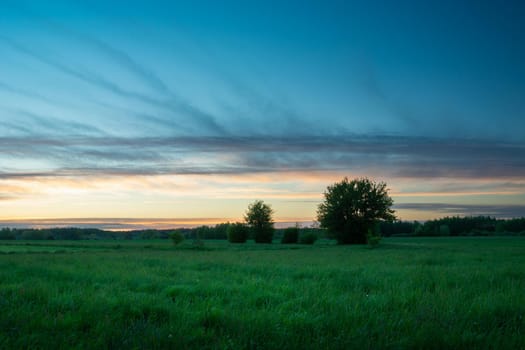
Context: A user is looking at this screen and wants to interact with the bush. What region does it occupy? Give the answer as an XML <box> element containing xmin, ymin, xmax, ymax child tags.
<box><xmin>281</xmin><ymin>227</ymin><xmax>299</xmax><ymax>244</ymax></box>
<box><xmin>227</xmin><ymin>223</ymin><xmax>249</xmax><ymax>243</ymax></box>
<box><xmin>366</xmin><ymin>230</ymin><xmax>382</xmax><ymax>248</ymax></box>
<box><xmin>253</xmin><ymin>227</ymin><xmax>274</xmax><ymax>243</ymax></box>
<box><xmin>169</xmin><ymin>231</ymin><xmax>185</xmax><ymax>245</ymax></box>
<box><xmin>299</xmin><ymin>232</ymin><xmax>318</xmax><ymax>245</ymax></box>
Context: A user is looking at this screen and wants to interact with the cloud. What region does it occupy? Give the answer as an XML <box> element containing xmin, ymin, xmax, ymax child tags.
<box><xmin>0</xmin><ymin>80</ymin><xmax>55</xmax><ymax>104</ymax></box>
<box><xmin>395</xmin><ymin>203</ymin><xmax>525</xmax><ymax>218</ymax></box>
<box><xmin>215</xmin><ymin>67</ymin><xmax>320</xmax><ymax>136</ymax></box>
<box><xmin>395</xmin><ymin>181</ymin><xmax>525</xmax><ymax>196</ymax></box>
<box><xmin>3</xmin><ymin>109</ymin><xmax>105</xmax><ymax>136</ymax></box>
<box><xmin>78</xmin><ymin>35</ymin><xmax>171</xmax><ymax>95</ymax></box>
<box><xmin>0</xmin><ymin>135</ymin><xmax>523</xmax><ymax>179</ymax></box>
<box><xmin>2</xmin><ymin>2</ymin><xmax>170</xmax><ymax>95</ymax></box>
<box><xmin>0</xmin><ymin>35</ymin><xmax>226</xmax><ymax>135</ymax></box>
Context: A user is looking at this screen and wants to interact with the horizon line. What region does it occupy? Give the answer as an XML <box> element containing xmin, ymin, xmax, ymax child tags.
<box><xmin>0</xmin><ymin>217</ymin><xmax>317</xmax><ymax>231</ymax></box>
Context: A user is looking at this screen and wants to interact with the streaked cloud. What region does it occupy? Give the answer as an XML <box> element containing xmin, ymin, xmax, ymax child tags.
<box><xmin>0</xmin><ymin>135</ymin><xmax>523</xmax><ymax>178</ymax></box>
<box><xmin>0</xmin><ymin>35</ymin><xmax>226</xmax><ymax>136</ymax></box>
<box><xmin>395</xmin><ymin>203</ymin><xmax>525</xmax><ymax>219</ymax></box>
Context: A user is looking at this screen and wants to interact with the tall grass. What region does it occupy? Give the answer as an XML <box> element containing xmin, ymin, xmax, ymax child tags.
<box><xmin>1</xmin><ymin>237</ymin><xmax>524</xmax><ymax>349</ymax></box>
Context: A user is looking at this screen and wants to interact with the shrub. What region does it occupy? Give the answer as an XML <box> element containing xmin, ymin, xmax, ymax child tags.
<box><xmin>192</xmin><ymin>239</ymin><xmax>205</xmax><ymax>249</ymax></box>
<box><xmin>252</xmin><ymin>227</ymin><xmax>274</xmax><ymax>243</ymax></box>
<box><xmin>191</xmin><ymin>229</ymin><xmax>205</xmax><ymax>248</ymax></box>
<box><xmin>366</xmin><ymin>230</ymin><xmax>382</xmax><ymax>248</ymax></box>
<box><xmin>227</xmin><ymin>223</ymin><xmax>249</xmax><ymax>243</ymax></box>
<box><xmin>299</xmin><ymin>232</ymin><xmax>318</xmax><ymax>245</ymax></box>
<box><xmin>169</xmin><ymin>231</ymin><xmax>185</xmax><ymax>246</ymax></box>
<box><xmin>281</xmin><ymin>227</ymin><xmax>299</xmax><ymax>244</ymax></box>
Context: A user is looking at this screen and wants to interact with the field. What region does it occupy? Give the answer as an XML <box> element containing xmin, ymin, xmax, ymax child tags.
<box><xmin>1</xmin><ymin>237</ymin><xmax>524</xmax><ymax>349</ymax></box>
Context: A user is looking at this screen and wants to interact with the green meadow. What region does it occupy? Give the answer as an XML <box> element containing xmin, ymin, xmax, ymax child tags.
<box><xmin>1</xmin><ymin>237</ymin><xmax>524</xmax><ymax>349</ymax></box>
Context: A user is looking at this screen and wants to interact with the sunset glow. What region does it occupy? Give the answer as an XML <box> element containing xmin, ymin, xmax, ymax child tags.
<box><xmin>1</xmin><ymin>1</ymin><xmax>524</xmax><ymax>229</ymax></box>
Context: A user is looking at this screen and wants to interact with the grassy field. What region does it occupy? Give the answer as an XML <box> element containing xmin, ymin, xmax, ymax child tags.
<box><xmin>1</xmin><ymin>237</ymin><xmax>524</xmax><ymax>349</ymax></box>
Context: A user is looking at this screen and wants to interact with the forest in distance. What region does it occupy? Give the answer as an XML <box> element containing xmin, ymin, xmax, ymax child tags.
<box><xmin>1</xmin><ymin>215</ymin><xmax>525</xmax><ymax>241</ymax></box>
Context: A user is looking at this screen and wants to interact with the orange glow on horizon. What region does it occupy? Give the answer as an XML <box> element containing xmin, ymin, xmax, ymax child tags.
<box><xmin>2</xmin><ymin>171</ymin><xmax>524</xmax><ymax>227</ymax></box>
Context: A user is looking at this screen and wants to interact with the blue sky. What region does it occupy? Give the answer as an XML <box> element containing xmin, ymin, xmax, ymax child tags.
<box><xmin>1</xmin><ymin>0</ymin><xmax>524</xmax><ymax>229</ymax></box>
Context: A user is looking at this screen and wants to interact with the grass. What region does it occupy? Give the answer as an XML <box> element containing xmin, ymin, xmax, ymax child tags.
<box><xmin>0</xmin><ymin>237</ymin><xmax>524</xmax><ymax>349</ymax></box>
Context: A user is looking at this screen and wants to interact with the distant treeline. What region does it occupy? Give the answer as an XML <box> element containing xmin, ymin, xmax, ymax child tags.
<box><xmin>381</xmin><ymin>216</ymin><xmax>525</xmax><ymax>237</ymax></box>
<box><xmin>0</xmin><ymin>224</ymin><xmax>325</xmax><ymax>241</ymax></box>
<box><xmin>1</xmin><ymin>216</ymin><xmax>524</xmax><ymax>240</ymax></box>
<box><xmin>0</xmin><ymin>227</ymin><xmax>174</xmax><ymax>240</ymax></box>
<box><xmin>170</xmin><ymin>224</ymin><xmax>324</xmax><ymax>242</ymax></box>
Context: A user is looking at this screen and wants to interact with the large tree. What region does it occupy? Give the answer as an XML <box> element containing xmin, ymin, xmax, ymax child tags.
<box><xmin>317</xmin><ymin>177</ymin><xmax>395</xmax><ymax>244</ymax></box>
<box><xmin>245</xmin><ymin>200</ymin><xmax>275</xmax><ymax>243</ymax></box>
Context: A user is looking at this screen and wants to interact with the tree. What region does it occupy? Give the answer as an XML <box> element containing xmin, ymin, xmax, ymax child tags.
<box><xmin>227</xmin><ymin>222</ymin><xmax>249</xmax><ymax>243</ymax></box>
<box><xmin>317</xmin><ymin>177</ymin><xmax>395</xmax><ymax>244</ymax></box>
<box><xmin>245</xmin><ymin>200</ymin><xmax>275</xmax><ymax>243</ymax></box>
<box><xmin>169</xmin><ymin>231</ymin><xmax>185</xmax><ymax>246</ymax></box>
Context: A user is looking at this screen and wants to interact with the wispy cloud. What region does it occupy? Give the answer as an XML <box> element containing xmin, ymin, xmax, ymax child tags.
<box><xmin>0</xmin><ymin>35</ymin><xmax>226</xmax><ymax>135</ymax></box>
<box><xmin>395</xmin><ymin>203</ymin><xmax>525</xmax><ymax>218</ymax></box>
<box><xmin>0</xmin><ymin>80</ymin><xmax>56</xmax><ymax>105</ymax></box>
<box><xmin>76</xmin><ymin>34</ymin><xmax>171</xmax><ymax>96</ymax></box>
<box><xmin>0</xmin><ymin>135</ymin><xmax>523</xmax><ymax>179</ymax></box>
<box><xmin>2</xmin><ymin>108</ymin><xmax>105</xmax><ymax>136</ymax></box>
<box><xmin>2</xmin><ymin>1</ymin><xmax>171</xmax><ymax>95</ymax></box>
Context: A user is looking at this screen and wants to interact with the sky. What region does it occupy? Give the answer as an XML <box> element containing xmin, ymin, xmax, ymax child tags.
<box><xmin>1</xmin><ymin>0</ymin><xmax>524</xmax><ymax>230</ymax></box>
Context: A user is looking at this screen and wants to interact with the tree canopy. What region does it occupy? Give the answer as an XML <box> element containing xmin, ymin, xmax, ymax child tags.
<box><xmin>245</xmin><ymin>200</ymin><xmax>275</xmax><ymax>243</ymax></box>
<box><xmin>317</xmin><ymin>177</ymin><xmax>395</xmax><ymax>244</ymax></box>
